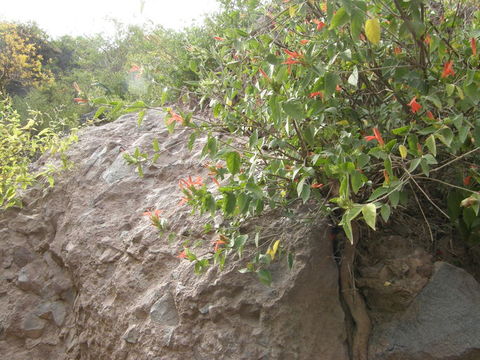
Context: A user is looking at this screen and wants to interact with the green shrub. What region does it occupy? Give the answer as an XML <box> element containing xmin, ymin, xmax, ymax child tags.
<box><xmin>0</xmin><ymin>94</ymin><xmax>77</xmax><ymax>209</ymax></box>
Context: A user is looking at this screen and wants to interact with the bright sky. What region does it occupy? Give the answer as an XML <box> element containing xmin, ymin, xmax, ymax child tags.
<box><xmin>0</xmin><ymin>0</ymin><xmax>220</xmax><ymax>38</ymax></box>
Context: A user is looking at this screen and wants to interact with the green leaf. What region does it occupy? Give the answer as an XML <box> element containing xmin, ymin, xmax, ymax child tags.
<box><xmin>425</xmin><ymin>135</ymin><xmax>436</xmax><ymax>156</ymax></box>
<box><xmin>380</xmin><ymin>204</ymin><xmax>391</xmax><ymax>222</ymax></box>
<box><xmin>350</xmin><ymin>11</ymin><xmax>364</xmax><ymax>39</ymax></box>
<box><xmin>362</xmin><ymin>203</ymin><xmax>377</xmax><ymax>230</ymax></box>
<box><xmin>152</xmin><ymin>138</ymin><xmax>160</xmax><ymax>152</ymax></box>
<box><xmin>257</xmin><ymin>269</ymin><xmax>272</xmax><ymax>286</ymax></box>
<box><xmin>207</xmin><ymin>137</ymin><xmax>218</xmax><ymax>156</ymax></box>
<box><xmin>324</xmin><ymin>72</ymin><xmax>339</xmax><ymax>97</ymax></box>
<box><xmin>329</xmin><ymin>7</ymin><xmax>349</xmax><ymax>30</ymax></box>
<box><xmin>348</xmin><ymin>67</ymin><xmax>359</xmax><ymax>87</ymax></box>
<box><xmin>249</xmin><ymin>130</ymin><xmax>258</xmax><ymax>148</ymax></box>
<box><xmin>446</xmin><ymin>83</ymin><xmax>455</xmax><ymax>96</ymax></box>
<box><xmin>392</xmin><ymin>125</ymin><xmax>411</xmax><ymax>135</ymax></box>
<box><xmin>389</xmin><ymin>190</ymin><xmax>400</xmax><ymax>208</ymax></box>
<box><xmin>409</xmin><ymin>158</ymin><xmax>422</xmax><ymax>172</ymax></box>
<box><xmin>282</xmin><ymin>101</ymin><xmax>305</xmax><ymax>120</ymax></box>
<box><xmin>351</xmin><ymin>171</ymin><xmax>364</xmax><ymax>194</ymax></box>
<box><xmin>246</xmin><ymin>182</ymin><xmax>263</xmax><ymax>199</ymax></box>
<box><xmin>297</xmin><ymin>178</ymin><xmax>311</xmax><ymax>203</ymax></box>
<box><xmin>368</xmin><ymin>187</ymin><xmax>389</xmax><ymax>201</ymax></box>
<box><xmin>223</xmin><ymin>192</ymin><xmax>236</xmax><ymax>215</ymax></box>
<box><xmin>287</xmin><ymin>253</ymin><xmax>294</xmax><ymax>270</ymax></box>
<box><xmin>436</xmin><ymin>127</ymin><xmax>453</xmax><ymax>147</ymax></box>
<box><xmin>343</xmin><ymin>218</ymin><xmax>353</xmax><ymax>244</ymax></box>
<box><xmin>226</xmin><ymin>151</ymin><xmax>241</xmax><ymax>175</ymax></box>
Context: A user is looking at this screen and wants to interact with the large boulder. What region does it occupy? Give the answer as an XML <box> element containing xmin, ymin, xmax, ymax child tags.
<box><xmin>0</xmin><ymin>112</ymin><xmax>349</xmax><ymax>359</ymax></box>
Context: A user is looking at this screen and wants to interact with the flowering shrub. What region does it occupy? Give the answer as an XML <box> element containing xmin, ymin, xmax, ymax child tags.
<box><xmin>151</xmin><ymin>0</ymin><xmax>480</xmax><ymax>275</ymax></box>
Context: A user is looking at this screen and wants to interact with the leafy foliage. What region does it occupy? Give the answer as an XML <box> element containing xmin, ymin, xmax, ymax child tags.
<box><xmin>136</xmin><ymin>0</ymin><xmax>480</xmax><ymax>280</ymax></box>
<box><xmin>0</xmin><ymin>22</ymin><xmax>54</xmax><ymax>92</ymax></box>
<box><xmin>0</xmin><ymin>95</ymin><xmax>77</xmax><ymax>208</ymax></box>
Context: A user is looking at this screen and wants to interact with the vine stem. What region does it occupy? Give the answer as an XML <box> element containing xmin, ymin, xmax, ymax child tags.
<box><xmin>430</xmin><ymin>147</ymin><xmax>480</xmax><ymax>174</ymax></box>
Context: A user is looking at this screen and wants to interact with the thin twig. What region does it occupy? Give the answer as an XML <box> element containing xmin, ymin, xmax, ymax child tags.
<box><xmin>414</xmin><ymin>176</ymin><xmax>479</xmax><ymax>194</ymax></box>
<box><xmin>408</xmin><ymin>182</ymin><xmax>434</xmax><ymax>242</ymax></box>
<box><xmin>408</xmin><ymin>173</ymin><xmax>450</xmax><ymax>219</ymax></box>
<box><xmin>430</xmin><ymin>147</ymin><xmax>480</xmax><ymax>173</ymax></box>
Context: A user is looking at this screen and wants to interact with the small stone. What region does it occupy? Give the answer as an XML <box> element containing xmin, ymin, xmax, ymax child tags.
<box><xmin>22</xmin><ymin>314</ymin><xmax>47</xmax><ymax>339</ymax></box>
<box><xmin>150</xmin><ymin>293</ymin><xmax>179</xmax><ymax>326</ymax></box>
<box><xmin>123</xmin><ymin>325</ymin><xmax>140</xmax><ymax>344</ymax></box>
<box><xmin>51</xmin><ymin>301</ymin><xmax>67</xmax><ymax>326</ymax></box>
<box><xmin>16</xmin><ymin>261</ymin><xmax>46</xmax><ymax>294</ymax></box>
<box><xmin>34</xmin><ymin>301</ymin><xmax>66</xmax><ymax>326</ymax></box>
<box><xmin>12</xmin><ymin>246</ymin><xmax>35</xmax><ymax>268</ymax></box>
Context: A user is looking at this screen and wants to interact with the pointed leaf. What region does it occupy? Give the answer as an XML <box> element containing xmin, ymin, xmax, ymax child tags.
<box><xmin>365</xmin><ymin>18</ymin><xmax>381</xmax><ymax>45</ymax></box>
<box><xmin>226</xmin><ymin>151</ymin><xmax>241</xmax><ymax>175</ymax></box>
<box><xmin>362</xmin><ymin>203</ymin><xmax>377</xmax><ymax>230</ymax></box>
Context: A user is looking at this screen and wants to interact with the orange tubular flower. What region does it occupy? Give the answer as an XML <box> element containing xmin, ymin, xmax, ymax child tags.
<box><xmin>211</xmin><ymin>177</ymin><xmax>220</xmax><ymax>187</ymax></box>
<box><xmin>300</xmin><ymin>39</ymin><xmax>310</xmax><ymax>45</ymax></box>
<box><xmin>283</xmin><ymin>49</ymin><xmax>302</xmax><ymax>58</ymax></box>
<box><xmin>441</xmin><ymin>61</ymin><xmax>455</xmax><ymax>78</ymax></box>
<box><xmin>463</xmin><ymin>176</ymin><xmax>472</xmax><ymax>186</ymax></box>
<box><xmin>424</xmin><ymin>35</ymin><xmax>431</xmax><ymax>45</ymax></box>
<box><xmin>177</xmin><ymin>250</ymin><xmax>187</xmax><ymax>259</ymax></box>
<box><xmin>426</xmin><ymin>111</ymin><xmax>435</xmax><ymax>120</ymax></box>
<box><xmin>309</xmin><ymin>91</ymin><xmax>324</xmax><ymax>99</ymax></box>
<box><xmin>408</xmin><ymin>96</ymin><xmax>422</xmax><ymax>114</ymax></box>
<box><xmin>129</xmin><ymin>64</ymin><xmax>141</xmax><ymax>73</ymax></box>
<box><xmin>73</xmin><ymin>98</ymin><xmax>88</xmax><ymax>104</ymax></box>
<box><xmin>283</xmin><ymin>58</ymin><xmax>301</xmax><ymax>65</ymax></box>
<box><xmin>312</xmin><ymin>19</ymin><xmax>326</xmax><ymax>31</ymax></box>
<box><xmin>143</xmin><ymin>209</ymin><xmax>162</xmax><ymax>217</ymax></box>
<box><xmin>364</xmin><ymin>128</ymin><xmax>385</xmax><ymax>146</ymax></box>
<box><xmin>213</xmin><ymin>36</ymin><xmax>225</xmax><ymax>41</ymax></box>
<box><xmin>471</xmin><ymin>38</ymin><xmax>477</xmax><ymax>56</ymax></box>
<box><xmin>394</xmin><ymin>47</ymin><xmax>402</xmax><ymax>55</ymax></box>
<box><xmin>259</xmin><ymin>68</ymin><xmax>270</xmax><ymax>80</ymax></box>
<box><xmin>213</xmin><ymin>240</ymin><xmax>227</xmax><ymax>252</ymax></box>
<box><xmin>167</xmin><ymin>110</ymin><xmax>184</xmax><ymax>125</ymax></box>
<box><xmin>311</xmin><ymin>183</ymin><xmax>324</xmax><ymax>189</ymax></box>
<box><xmin>179</xmin><ymin>176</ymin><xmax>204</xmax><ymax>190</ymax></box>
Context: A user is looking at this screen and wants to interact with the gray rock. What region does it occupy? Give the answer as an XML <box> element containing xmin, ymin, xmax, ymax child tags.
<box><xmin>122</xmin><ymin>324</ymin><xmax>140</xmax><ymax>344</ymax></box>
<box><xmin>16</xmin><ymin>261</ymin><xmax>45</xmax><ymax>294</ymax></box>
<box><xmin>370</xmin><ymin>262</ymin><xmax>480</xmax><ymax>360</ymax></box>
<box><xmin>150</xmin><ymin>293</ymin><xmax>179</xmax><ymax>326</ymax></box>
<box><xmin>12</xmin><ymin>246</ymin><xmax>35</xmax><ymax>267</ymax></box>
<box><xmin>22</xmin><ymin>313</ymin><xmax>47</xmax><ymax>339</ymax></box>
<box><xmin>34</xmin><ymin>301</ymin><xmax>66</xmax><ymax>326</ymax></box>
<box><xmin>8</xmin><ymin>214</ymin><xmax>46</xmax><ymax>235</ymax></box>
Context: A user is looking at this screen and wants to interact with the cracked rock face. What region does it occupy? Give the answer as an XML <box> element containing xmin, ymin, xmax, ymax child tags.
<box><xmin>0</xmin><ymin>112</ymin><xmax>349</xmax><ymax>359</ymax></box>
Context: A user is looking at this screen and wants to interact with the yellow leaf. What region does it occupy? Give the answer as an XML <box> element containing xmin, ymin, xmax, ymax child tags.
<box><xmin>399</xmin><ymin>145</ymin><xmax>408</xmax><ymax>159</ymax></box>
<box><xmin>365</xmin><ymin>18</ymin><xmax>381</xmax><ymax>45</ymax></box>
<box><xmin>267</xmin><ymin>240</ymin><xmax>281</xmax><ymax>260</ymax></box>
<box><xmin>289</xmin><ymin>5</ymin><xmax>297</xmax><ymax>18</ymax></box>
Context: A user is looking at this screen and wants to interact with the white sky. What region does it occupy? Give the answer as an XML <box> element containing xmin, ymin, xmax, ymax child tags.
<box><xmin>0</xmin><ymin>0</ymin><xmax>220</xmax><ymax>38</ymax></box>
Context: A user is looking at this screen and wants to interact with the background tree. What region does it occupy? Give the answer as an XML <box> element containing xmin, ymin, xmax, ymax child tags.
<box><xmin>0</xmin><ymin>22</ymin><xmax>54</xmax><ymax>95</ymax></box>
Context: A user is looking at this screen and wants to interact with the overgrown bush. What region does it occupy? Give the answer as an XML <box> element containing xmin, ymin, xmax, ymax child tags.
<box><xmin>132</xmin><ymin>0</ymin><xmax>480</xmax><ymax>275</ymax></box>
<box><xmin>0</xmin><ymin>95</ymin><xmax>77</xmax><ymax>208</ymax></box>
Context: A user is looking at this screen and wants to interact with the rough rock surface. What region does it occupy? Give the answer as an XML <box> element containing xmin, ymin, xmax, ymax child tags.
<box><xmin>0</xmin><ymin>112</ymin><xmax>349</xmax><ymax>359</ymax></box>
<box><xmin>369</xmin><ymin>261</ymin><xmax>480</xmax><ymax>360</ymax></box>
